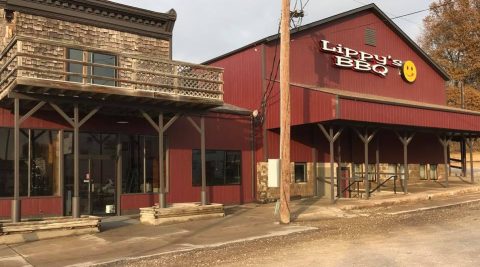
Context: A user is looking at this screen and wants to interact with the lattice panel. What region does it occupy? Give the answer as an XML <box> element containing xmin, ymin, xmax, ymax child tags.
<box><xmin>136</xmin><ymin>72</ymin><xmax>174</xmax><ymax>86</ymax></box>
<box><xmin>136</xmin><ymin>84</ymin><xmax>175</xmax><ymax>94</ymax></box>
<box><xmin>177</xmin><ymin>89</ymin><xmax>222</xmax><ymax>100</ymax></box>
<box><xmin>136</xmin><ymin>59</ymin><xmax>175</xmax><ymax>74</ymax></box>
<box><xmin>178</xmin><ymin>78</ymin><xmax>221</xmax><ymax>91</ymax></box>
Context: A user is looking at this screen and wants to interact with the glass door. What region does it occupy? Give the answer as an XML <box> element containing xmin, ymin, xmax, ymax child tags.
<box><xmin>90</xmin><ymin>157</ymin><xmax>116</xmax><ymax>216</ymax></box>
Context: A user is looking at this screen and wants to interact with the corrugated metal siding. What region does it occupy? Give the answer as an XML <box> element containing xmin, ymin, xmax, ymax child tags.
<box><xmin>340</xmin><ymin>99</ymin><xmax>480</xmax><ymax>131</ymax></box>
<box><xmin>209</xmin><ymin>47</ymin><xmax>263</xmax><ymax>111</ymax></box>
<box><xmin>0</xmin><ymin>197</ymin><xmax>62</xmax><ymax>217</ymax></box>
<box><xmin>266</xmin><ymin>85</ymin><xmax>336</xmax><ymax>129</ymax></box>
<box><xmin>264</xmin><ymin>10</ymin><xmax>446</xmax><ymax>106</ymax></box>
<box><xmin>164</xmin><ymin>114</ymin><xmax>253</xmax><ymax>204</ymax></box>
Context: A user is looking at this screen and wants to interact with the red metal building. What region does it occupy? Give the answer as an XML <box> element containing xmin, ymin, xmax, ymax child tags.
<box><xmin>205</xmin><ymin>4</ymin><xmax>480</xmax><ymax>202</ymax></box>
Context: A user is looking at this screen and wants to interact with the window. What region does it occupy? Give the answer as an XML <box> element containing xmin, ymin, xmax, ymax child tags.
<box><xmin>430</xmin><ymin>164</ymin><xmax>438</xmax><ymax>180</ymax></box>
<box><xmin>66</xmin><ymin>49</ymin><xmax>116</xmax><ymax>86</ymax></box>
<box><xmin>192</xmin><ymin>150</ymin><xmax>241</xmax><ymax>186</ymax></box>
<box><xmin>0</xmin><ymin>128</ymin><xmax>59</xmax><ymax>197</ymax></box>
<box><xmin>420</xmin><ymin>164</ymin><xmax>427</xmax><ymax>180</ymax></box>
<box><xmin>354</xmin><ymin>164</ymin><xmax>363</xmax><ymax>181</ymax></box>
<box><xmin>122</xmin><ymin>135</ymin><xmax>168</xmax><ymax>194</ymax></box>
<box><xmin>388</xmin><ymin>164</ymin><xmax>397</xmax><ymax>176</ymax></box>
<box><xmin>399</xmin><ymin>164</ymin><xmax>408</xmax><ymax>180</ymax></box>
<box><xmin>368</xmin><ymin>164</ymin><xmax>376</xmax><ymax>181</ymax></box>
<box><xmin>294</xmin><ymin>163</ymin><xmax>307</xmax><ymax>183</ymax></box>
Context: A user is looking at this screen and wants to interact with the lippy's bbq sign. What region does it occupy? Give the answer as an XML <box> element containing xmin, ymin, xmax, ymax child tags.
<box><xmin>319</xmin><ymin>40</ymin><xmax>417</xmax><ymax>83</ymax></box>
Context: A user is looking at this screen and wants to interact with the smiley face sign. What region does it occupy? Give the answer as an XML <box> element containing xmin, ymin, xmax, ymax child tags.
<box><xmin>401</xmin><ymin>60</ymin><xmax>417</xmax><ymax>83</ymax></box>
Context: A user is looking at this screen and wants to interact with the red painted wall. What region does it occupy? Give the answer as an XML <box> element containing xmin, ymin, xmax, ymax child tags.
<box><xmin>0</xmin><ymin>197</ymin><xmax>62</xmax><ymax>218</ymax></box>
<box><xmin>340</xmin><ymin>99</ymin><xmax>480</xmax><ymax>131</ymax></box>
<box><xmin>209</xmin><ymin>46</ymin><xmax>263</xmax><ymax>112</ymax></box>
<box><xmin>264</xmin><ymin>10</ymin><xmax>446</xmax><ymax>107</ymax></box>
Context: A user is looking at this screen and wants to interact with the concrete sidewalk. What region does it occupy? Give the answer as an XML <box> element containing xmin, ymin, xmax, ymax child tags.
<box><xmin>2</xmin><ymin>178</ymin><xmax>480</xmax><ymax>267</ymax></box>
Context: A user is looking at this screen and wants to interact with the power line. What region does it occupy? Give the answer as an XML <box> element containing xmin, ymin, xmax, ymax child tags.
<box><xmin>351</xmin><ymin>0</ymin><xmax>423</xmax><ymax>27</ymax></box>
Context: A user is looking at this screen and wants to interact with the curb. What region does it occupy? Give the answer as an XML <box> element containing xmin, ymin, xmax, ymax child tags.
<box><xmin>340</xmin><ymin>186</ymin><xmax>480</xmax><ymax>211</ymax></box>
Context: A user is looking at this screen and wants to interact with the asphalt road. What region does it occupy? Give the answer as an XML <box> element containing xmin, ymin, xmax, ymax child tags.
<box><xmin>108</xmin><ymin>201</ymin><xmax>480</xmax><ymax>267</ymax></box>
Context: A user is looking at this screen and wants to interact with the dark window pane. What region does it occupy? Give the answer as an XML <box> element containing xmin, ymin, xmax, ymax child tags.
<box><xmin>30</xmin><ymin>130</ymin><xmax>60</xmax><ymax>197</ymax></box>
<box><xmin>92</xmin><ymin>52</ymin><xmax>116</xmax><ymax>86</ymax></box>
<box><xmin>66</xmin><ymin>49</ymin><xmax>84</xmax><ymax>83</ymax></box>
<box><xmin>122</xmin><ymin>135</ymin><xmax>143</xmax><ymax>194</ymax></box>
<box><xmin>192</xmin><ymin>150</ymin><xmax>242</xmax><ymax>186</ymax></box>
<box><xmin>295</xmin><ymin>163</ymin><xmax>306</xmax><ymax>183</ymax></box>
<box><xmin>225</xmin><ymin>151</ymin><xmax>241</xmax><ymax>185</ymax></box>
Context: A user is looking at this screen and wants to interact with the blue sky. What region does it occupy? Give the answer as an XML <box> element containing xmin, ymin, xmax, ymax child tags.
<box><xmin>112</xmin><ymin>0</ymin><xmax>437</xmax><ymax>63</ymax></box>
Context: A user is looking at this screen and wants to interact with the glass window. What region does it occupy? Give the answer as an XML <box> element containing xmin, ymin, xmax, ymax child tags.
<box><xmin>354</xmin><ymin>164</ymin><xmax>362</xmax><ymax>180</ymax></box>
<box><xmin>0</xmin><ymin>128</ymin><xmax>28</xmax><ymax>197</ymax></box>
<box><xmin>66</xmin><ymin>49</ymin><xmax>116</xmax><ymax>86</ymax></box>
<box><xmin>294</xmin><ymin>163</ymin><xmax>307</xmax><ymax>183</ymax></box>
<box><xmin>420</xmin><ymin>164</ymin><xmax>427</xmax><ymax>180</ymax></box>
<box><xmin>430</xmin><ymin>164</ymin><xmax>438</xmax><ymax>180</ymax></box>
<box><xmin>30</xmin><ymin>130</ymin><xmax>60</xmax><ymax>196</ymax></box>
<box><xmin>368</xmin><ymin>164</ymin><xmax>376</xmax><ymax>181</ymax></box>
<box><xmin>192</xmin><ymin>150</ymin><xmax>242</xmax><ymax>186</ymax></box>
<box><xmin>400</xmin><ymin>165</ymin><xmax>408</xmax><ymax>180</ymax></box>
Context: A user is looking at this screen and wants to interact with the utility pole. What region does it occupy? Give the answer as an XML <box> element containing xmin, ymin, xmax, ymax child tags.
<box><xmin>280</xmin><ymin>0</ymin><xmax>291</xmax><ymax>224</ymax></box>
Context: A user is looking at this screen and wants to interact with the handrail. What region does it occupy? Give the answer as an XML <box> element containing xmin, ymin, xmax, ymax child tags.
<box><xmin>8</xmin><ymin>35</ymin><xmax>224</xmax><ymax>72</ymax></box>
<box><xmin>336</xmin><ymin>179</ymin><xmax>360</xmax><ymax>197</ymax></box>
<box><xmin>15</xmin><ymin>52</ymin><xmax>224</xmax><ymax>85</ymax></box>
<box><xmin>369</xmin><ymin>175</ymin><xmax>397</xmax><ymax>195</ymax></box>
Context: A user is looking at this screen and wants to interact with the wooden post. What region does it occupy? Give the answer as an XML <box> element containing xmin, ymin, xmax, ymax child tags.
<box><xmin>116</xmin><ymin>134</ymin><xmax>122</xmax><ymax>215</ymax></box>
<box><xmin>318</xmin><ymin>124</ymin><xmax>344</xmax><ymax>204</ymax></box>
<box><xmin>464</xmin><ymin>134</ymin><xmax>476</xmax><ymax>185</ymax></box>
<box><xmin>83</xmin><ymin>51</ymin><xmax>88</xmax><ymax>84</ymax></box>
<box><xmin>437</xmin><ymin>133</ymin><xmax>453</xmax><ymax>188</ymax></box>
<box><xmin>394</xmin><ymin>130</ymin><xmax>416</xmax><ymax>195</ymax></box>
<box><xmin>337</xmin><ymin>136</ymin><xmax>342</xmax><ymax>198</ymax></box>
<box><xmin>376</xmin><ymin>134</ymin><xmax>380</xmax><ymax>192</ymax></box>
<box><xmin>279</xmin><ymin>0</ymin><xmax>291</xmax><ymax>224</ymax></box>
<box><xmin>312</xmin><ymin>127</ymin><xmax>318</xmax><ymax>197</ymax></box>
<box><xmin>352</xmin><ymin>127</ymin><xmax>378</xmax><ymax>199</ymax></box>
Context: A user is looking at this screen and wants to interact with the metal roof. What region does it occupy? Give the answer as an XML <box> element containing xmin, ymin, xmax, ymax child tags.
<box><xmin>202</xmin><ymin>3</ymin><xmax>451</xmax><ymax>81</ymax></box>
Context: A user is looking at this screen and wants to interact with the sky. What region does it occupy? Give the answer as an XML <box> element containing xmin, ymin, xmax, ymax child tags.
<box><xmin>111</xmin><ymin>0</ymin><xmax>438</xmax><ymax>64</ymax></box>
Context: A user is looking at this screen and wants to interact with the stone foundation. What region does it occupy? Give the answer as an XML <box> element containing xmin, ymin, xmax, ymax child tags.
<box><xmin>257</xmin><ymin>162</ymin><xmax>448</xmax><ymax>201</ymax></box>
<box><xmin>140</xmin><ymin>203</ymin><xmax>225</xmax><ymax>226</ymax></box>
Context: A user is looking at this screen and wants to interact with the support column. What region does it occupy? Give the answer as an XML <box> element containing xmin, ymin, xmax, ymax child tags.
<box><xmin>318</xmin><ymin>124</ymin><xmax>344</xmax><ymax>204</ymax></box>
<box><xmin>395</xmin><ymin>131</ymin><xmax>416</xmax><ymax>195</ymax></box>
<box><xmin>462</xmin><ymin>139</ymin><xmax>467</xmax><ymax>177</ymax></box>
<box><xmin>12</xmin><ymin>98</ymin><xmax>21</xmax><ymax>223</ymax></box>
<box><xmin>376</xmin><ymin>134</ymin><xmax>380</xmax><ymax>192</ymax></box>
<box><xmin>465</xmin><ymin>135</ymin><xmax>477</xmax><ymax>184</ymax></box>
<box><xmin>116</xmin><ymin>134</ymin><xmax>122</xmax><ymax>215</ymax></box>
<box><xmin>159</xmin><ymin>113</ymin><xmax>166</xmax><ymax>208</ymax></box>
<box><xmin>353</xmin><ymin>127</ymin><xmax>378</xmax><ymax>200</ymax></box>
<box><xmin>437</xmin><ymin>133</ymin><xmax>453</xmax><ymax>188</ymax></box>
<box><xmin>72</xmin><ymin>104</ymin><xmax>80</xmax><ymax>218</ymax></box>
<box><xmin>200</xmin><ymin>115</ymin><xmax>207</xmax><ymax>205</ymax></box>
<box><xmin>312</xmin><ymin>127</ymin><xmax>318</xmax><ymax>197</ymax></box>
<box><xmin>337</xmin><ymin>137</ymin><xmax>342</xmax><ymax>198</ymax></box>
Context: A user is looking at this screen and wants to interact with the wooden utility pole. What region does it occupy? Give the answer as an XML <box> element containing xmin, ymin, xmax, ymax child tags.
<box><xmin>280</xmin><ymin>0</ymin><xmax>291</xmax><ymax>224</ymax></box>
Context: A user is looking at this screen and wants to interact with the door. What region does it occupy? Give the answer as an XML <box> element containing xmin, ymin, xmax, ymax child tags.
<box><xmin>64</xmin><ymin>155</ymin><xmax>117</xmax><ymax>216</ymax></box>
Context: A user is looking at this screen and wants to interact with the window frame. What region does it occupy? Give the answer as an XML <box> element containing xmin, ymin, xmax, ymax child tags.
<box><xmin>191</xmin><ymin>149</ymin><xmax>242</xmax><ymax>187</ymax></box>
<box><xmin>65</xmin><ymin>48</ymin><xmax>117</xmax><ymax>87</ymax></box>
<box><xmin>294</xmin><ymin>163</ymin><xmax>307</xmax><ymax>183</ymax></box>
<box><xmin>429</xmin><ymin>164</ymin><xmax>438</xmax><ymax>180</ymax></box>
<box><xmin>419</xmin><ymin>164</ymin><xmax>427</xmax><ymax>180</ymax></box>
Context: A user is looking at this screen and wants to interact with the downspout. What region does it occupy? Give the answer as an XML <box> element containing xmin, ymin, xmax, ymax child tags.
<box><xmin>251</xmin><ymin>115</ymin><xmax>266</xmax><ymax>204</ymax></box>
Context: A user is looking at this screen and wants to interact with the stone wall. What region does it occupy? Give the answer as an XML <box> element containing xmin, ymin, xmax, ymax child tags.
<box><xmin>256</xmin><ymin>162</ymin><xmax>448</xmax><ymax>201</ymax></box>
<box><xmin>12</xmin><ymin>12</ymin><xmax>170</xmax><ymax>57</ymax></box>
<box><xmin>257</xmin><ymin>162</ymin><xmax>315</xmax><ymax>202</ymax></box>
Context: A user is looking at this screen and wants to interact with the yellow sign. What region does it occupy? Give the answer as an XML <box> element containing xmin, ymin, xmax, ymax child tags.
<box><xmin>401</xmin><ymin>60</ymin><xmax>417</xmax><ymax>83</ymax></box>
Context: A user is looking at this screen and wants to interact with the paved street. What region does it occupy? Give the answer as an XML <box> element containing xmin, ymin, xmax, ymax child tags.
<box><xmin>108</xmin><ymin>197</ymin><xmax>480</xmax><ymax>267</ymax></box>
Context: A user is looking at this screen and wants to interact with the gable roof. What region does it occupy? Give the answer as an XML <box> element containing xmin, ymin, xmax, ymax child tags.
<box><xmin>202</xmin><ymin>3</ymin><xmax>450</xmax><ymax>81</ymax></box>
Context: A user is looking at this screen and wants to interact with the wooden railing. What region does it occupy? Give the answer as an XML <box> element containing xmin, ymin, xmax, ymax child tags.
<box><xmin>0</xmin><ymin>36</ymin><xmax>224</xmax><ymax>101</ymax></box>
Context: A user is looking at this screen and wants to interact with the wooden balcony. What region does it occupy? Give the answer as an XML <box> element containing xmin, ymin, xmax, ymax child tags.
<box><xmin>0</xmin><ymin>36</ymin><xmax>224</xmax><ymax>111</ymax></box>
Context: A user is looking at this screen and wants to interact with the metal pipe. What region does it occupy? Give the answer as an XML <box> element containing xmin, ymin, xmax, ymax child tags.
<box><xmin>12</xmin><ymin>98</ymin><xmax>21</xmax><ymax>222</ymax></box>
<box><xmin>159</xmin><ymin>112</ymin><xmax>166</xmax><ymax>208</ymax></box>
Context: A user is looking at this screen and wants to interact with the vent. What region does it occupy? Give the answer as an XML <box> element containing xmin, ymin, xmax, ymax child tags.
<box><xmin>365</xmin><ymin>28</ymin><xmax>376</xmax><ymax>47</ymax></box>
